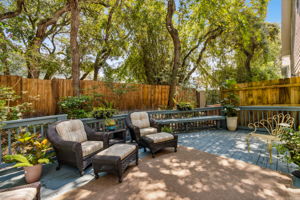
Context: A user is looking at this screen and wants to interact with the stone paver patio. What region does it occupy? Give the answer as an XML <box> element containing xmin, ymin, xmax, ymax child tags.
<box><xmin>0</xmin><ymin>129</ymin><xmax>299</xmax><ymax>199</ymax></box>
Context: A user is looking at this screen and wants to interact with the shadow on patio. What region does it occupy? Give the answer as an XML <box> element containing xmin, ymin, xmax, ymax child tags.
<box><xmin>54</xmin><ymin>146</ymin><xmax>300</xmax><ymax>200</ymax></box>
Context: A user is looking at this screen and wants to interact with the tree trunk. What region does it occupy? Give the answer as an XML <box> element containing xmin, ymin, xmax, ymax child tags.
<box><xmin>70</xmin><ymin>0</ymin><xmax>80</xmax><ymax>96</ymax></box>
<box><xmin>93</xmin><ymin>53</ymin><xmax>101</xmax><ymax>81</ymax></box>
<box><xmin>0</xmin><ymin>42</ymin><xmax>10</xmax><ymax>75</ymax></box>
<box><xmin>166</xmin><ymin>0</ymin><xmax>181</xmax><ymax>108</ymax></box>
<box><xmin>26</xmin><ymin>40</ymin><xmax>42</xmax><ymax>78</ymax></box>
<box><xmin>244</xmin><ymin>51</ymin><xmax>253</xmax><ymax>81</ymax></box>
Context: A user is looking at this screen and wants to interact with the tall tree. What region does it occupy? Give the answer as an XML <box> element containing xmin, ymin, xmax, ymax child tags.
<box><xmin>166</xmin><ymin>0</ymin><xmax>181</xmax><ymax>108</ymax></box>
<box><xmin>70</xmin><ymin>0</ymin><xmax>80</xmax><ymax>96</ymax></box>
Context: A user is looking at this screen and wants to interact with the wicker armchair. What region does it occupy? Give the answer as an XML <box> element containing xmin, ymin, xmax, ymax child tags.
<box><xmin>125</xmin><ymin>112</ymin><xmax>178</xmax><ymax>158</ymax></box>
<box><xmin>0</xmin><ymin>182</ymin><xmax>41</xmax><ymax>200</ymax></box>
<box><xmin>47</xmin><ymin>120</ymin><xmax>109</xmax><ymax>175</ymax></box>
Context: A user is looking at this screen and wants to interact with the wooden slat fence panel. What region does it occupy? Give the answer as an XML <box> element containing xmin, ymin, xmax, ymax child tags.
<box><xmin>0</xmin><ymin>75</ymin><xmax>200</xmax><ymax>116</ymax></box>
<box><xmin>221</xmin><ymin>77</ymin><xmax>300</xmax><ymax>106</ymax></box>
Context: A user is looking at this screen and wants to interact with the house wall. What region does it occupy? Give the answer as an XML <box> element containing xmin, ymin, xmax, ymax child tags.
<box><xmin>293</xmin><ymin>0</ymin><xmax>300</xmax><ymax>75</ymax></box>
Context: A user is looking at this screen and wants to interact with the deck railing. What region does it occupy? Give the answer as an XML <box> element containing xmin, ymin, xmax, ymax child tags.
<box><xmin>0</xmin><ymin>107</ymin><xmax>223</xmax><ymax>164</ymax></box>
<box><xmin>0</xmin><ymin>114</ymin><xmax>67</xmax><ymax>163</ymax></box>
<box><xmin>1</xmin><ymin>106</ymin><xmax>300</xmax><ymax>164</ymax></box>
<box><xmin>238</xmin><ymin>106</ymin><xmax>300</xmax><ymax>130</ymax></box>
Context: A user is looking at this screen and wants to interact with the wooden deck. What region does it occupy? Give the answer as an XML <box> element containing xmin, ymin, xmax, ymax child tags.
<box><xmin>0</xmin><ymin>129</ymin><xmax>299</xmax><ymax>199</ymax></box>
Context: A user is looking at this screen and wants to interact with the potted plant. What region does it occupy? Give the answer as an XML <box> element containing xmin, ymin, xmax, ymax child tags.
<box><xmin>93</xmin><ymin>107</ymin><xmax>116</xmax><ymax>119</ymax></box>
<box><xmin>105</xmin><ymin>119</ymin><xmax>117</xmax><ymax>131</ymax></box>
<box><xmin>275</xmin><ymin>127</ymin><xmax>300</xmax><ymax>178</ymax></box>
<box><xmin>221</xmin><ymin>80</ymin><xmax>240</xmax><ymax>131</ymax></box>
<box><xmin>4</xmin><ymin>131</ymin><xmax>54</xmax><ymax>183</ymax></box>
<box><xmin>176</xmin><ymin>101</ymin><xmax>193</xmax><ymax>111</ymax></box>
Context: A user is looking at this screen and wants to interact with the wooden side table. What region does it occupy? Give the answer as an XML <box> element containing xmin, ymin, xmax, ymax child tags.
<box><xmin>105</xmin><ymin>128</ymin><xmax>127</xmax><ymax>146</ymax></box>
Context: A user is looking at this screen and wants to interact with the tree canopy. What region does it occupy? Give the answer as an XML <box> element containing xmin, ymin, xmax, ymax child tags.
<box><xmin>0</xmin><ymin>0</ymin><xmax>281</xmax><ymax>104</ymax></box>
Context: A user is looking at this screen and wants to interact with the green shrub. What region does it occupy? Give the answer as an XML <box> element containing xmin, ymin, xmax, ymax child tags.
<box><xmin>0</xmin><ymin>87</ymin><xmax>33</xmax><ymax>121</ymax></box>
<box><xmin>92</xmin><ymin>107</ymin><xmax>117</xmax><ymax>119</ymax></box>
<box><xmin>58</xmin><ymin>96</ymin><xmax>93</xmax><ymax>119</ymax></box>
<box><xmin>161</xmin><ymin>126</ymin><xmax>173</xmax><ymax>133</ymax></box>
<box><xmin>221</xmin><ymin>79</ymin><xmax>240</xmax><ymax>117</ymax></box>
<box><xmin>275</xmin><ymin>127</ymin><xmax>300</xmax><ymax>167</ymax></box>
<box><xmin>176</xmin><ymin>102</ymin><xmax>193</xmax><ymax>111</ymax></box>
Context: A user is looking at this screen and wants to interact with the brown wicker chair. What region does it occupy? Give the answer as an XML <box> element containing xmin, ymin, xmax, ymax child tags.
<box><xmin>125</xmin><ymin>112</ymin><xmax>178</xmax><ymax>158</ymax></box>
<box><xmin>0</xmin><ymin>182</ymin><xmax>41</xmax><ymax>200</ymax></box>
<box><xmin>47</xmin><ymin>120</ymin><xmax>109</xmax><ymax>176</ymax></box>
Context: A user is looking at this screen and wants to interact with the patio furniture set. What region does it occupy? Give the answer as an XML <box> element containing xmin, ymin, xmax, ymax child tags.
<box><xmin>1</xmin><ymin>109</ymin><xmax>227</xmax><ymax>200</ymax></box>
<box><xmin>47</xmin><ymin>111</ymin><xmax>178</xmax><ymax>182</ymax></box>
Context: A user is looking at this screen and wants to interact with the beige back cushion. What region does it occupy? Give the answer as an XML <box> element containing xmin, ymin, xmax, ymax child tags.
<box><xmin>130</xmin><ymin>112</ymin><xmax>150</xmax><ymax>129</ymax></box>
<box><xmin>56</xmin><ymin>120</ymin><xmax>87</xmax><ymax>143</ymax></box>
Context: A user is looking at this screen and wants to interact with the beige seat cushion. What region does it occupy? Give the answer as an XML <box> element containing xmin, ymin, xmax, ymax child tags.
<box><xmin>145</xmin><ymin>132</ymin><xmax>174</xmax><ymax>143</ymax></box>
<box><xmin>140</xmin><ymin>127</ymin><xmax>157</xmax><ymax>136</ymax></box>
<box><xmin>130</xmin><ymin>112</ymin><xmax>150</xmax><ymax>129</ymax></box>
<box><xmin>81</xmin><ymin>141</ymin><xmax>104</xmax><ymax>157</ymax></box>
<box><xmin>0</xmin><ymin>187</ymin><xmax>37</xmax><ymax>200</ymax></box>
<box><xmin>96</xmin><ymin>144</ymin><xmax>136</xmax><ymax>160</ymax></box>
<box><xmin>56</xmin><ymin>120</ymin><xmax>87</xmax><ymax>143</ymax></box>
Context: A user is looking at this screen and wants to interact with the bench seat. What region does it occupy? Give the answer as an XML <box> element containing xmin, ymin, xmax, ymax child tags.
<box><xmin>154</xmin><ymin>115</ymin><xmax>225</xmax><ymax>125</ymax></box>
<box><xmin>153</xmin><ymin>115</ymin><xmax>226</xmax><ymax>131</ymax></box>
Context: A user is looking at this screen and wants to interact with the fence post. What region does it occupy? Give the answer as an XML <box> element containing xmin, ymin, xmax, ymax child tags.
<box><xmin>51</xmin><ymin>78</ymin><xmax>60</xmax><ymax>114</ymax></box>
<box><xmin>196</xmin><ymin>90</ymin><xmax>206</xmax><ymax>108</ymax></box>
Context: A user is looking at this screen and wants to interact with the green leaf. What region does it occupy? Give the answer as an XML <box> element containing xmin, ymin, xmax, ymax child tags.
<box><xmin>13</xmin><ymin>163</ymin><xmax>33</xmax><ymax>167</ymax></box>
<box><xmin>38</xmin><ymin>158</ymin><xmax>50</xmax><ymax>164</ymax></box>
<box><xmin>4</xmin><ymin>154</ymin><xmax>30</xmax><ymax>164</ymax></box>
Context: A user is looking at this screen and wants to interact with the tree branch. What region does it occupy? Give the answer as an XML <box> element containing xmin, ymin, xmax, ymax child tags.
<box><xmin>35</xmin><ymin>3</ymin><xmax>71</xmax><ymax>43</ymax></box>
<box><xmin>181</xmin><ymin>27</ymin><xmax>221</xmax><ymax>69</ymax></box>
<box><xmin>88</xmin><ymin>1</ymin><xmax>110</xmax><ymax>7</ymax></box>
<box><xmin>183</xmin><ymin>29</ymin><xmax>223</xmax><ymax>83</ymax></box>
<box><xmin>0</xmin><ymin>0</ymin><xmax>25</xmax><ymax>21</ymax></box>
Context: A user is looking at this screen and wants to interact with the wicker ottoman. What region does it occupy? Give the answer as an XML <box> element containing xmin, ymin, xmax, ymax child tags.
<box><xmin>140</xmin><ymin>132</ymin><xmax>178</xmax><ymax>158</ymax></box>
<box><xmin>92</xmin><ymin>144</ymin><xmax>138</xmax><ymax>183</ymax></box>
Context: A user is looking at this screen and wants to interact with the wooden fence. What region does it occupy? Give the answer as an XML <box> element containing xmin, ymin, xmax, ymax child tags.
<box><xmin>221</xmin><ymin>77</ymin><xmax>300</xmax><ymax>106</ymax></box>
<box><xmin>0</xmin><ymin>75</ymin><xmax>203</xmax><ymax>116</ymax></box>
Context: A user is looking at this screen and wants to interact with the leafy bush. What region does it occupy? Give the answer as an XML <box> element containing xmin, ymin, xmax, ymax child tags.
<box><xmin>206</xmin><ymin>89</ymin><xmax>220</xmax><ymax>105</ymax></box>
<box><xmin>0</xmin><ymin>87</ymin><xmax>33</xmax><ymax>121</ymax></box>
<box><xmin>221</xmin><ymin>80</ymin><xmax>240</xmax><ymax>117</ymax></box>
<box><xmin>58</xmin><ymin>96</ymin><xmax>93</xmax><ymax>119</ymax></box>
<box><xmin>161</xmin><ymin>126</ymin><xmax>173</xmax><ymax>133</ymax></box>
<box><xmin>176</xmin><ymin>102</ymin><xmax>193</xmax><ymax>111</ymax></box>
<box><xmin>4</xmin><ymin>131</ymin><xmax>54</xmax><ymax>167</ymax></box>
<box><xmin>275</xmin><ymin>127</ymin><xmax>300</xmax><ymax>167</ymax></box>
<box><xmin>92</xmin><ymin>107</ymin><xmax>117</xmax><ymax>119</ymax></box>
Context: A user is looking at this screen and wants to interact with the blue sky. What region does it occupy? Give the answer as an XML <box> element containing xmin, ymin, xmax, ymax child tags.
<box><xmin>266</xmin><ymin>0</ymin><xmax>281</xmax><ymax>23</ymax></box>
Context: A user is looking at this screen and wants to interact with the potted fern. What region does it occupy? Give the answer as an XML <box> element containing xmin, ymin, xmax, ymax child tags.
<box><xmin>221</xmin><ymin>80</ymin><xmax>240</xmax><ymax>131</ymax></box>
<box><xmin>4</xmin><ymin>131</ymin><xmax>54</xmax><ymax>183</ymax></box>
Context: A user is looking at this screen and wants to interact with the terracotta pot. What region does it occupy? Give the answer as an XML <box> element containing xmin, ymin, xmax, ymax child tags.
<box><xmin>24</xmin><ymin>164</ymin><xmax>42</xmax><ymax>183</ymax></box>
<box><xmin>226</xmin><ymin>116</ymin><xmax>238</xmax><ymax>131</ymax></box>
